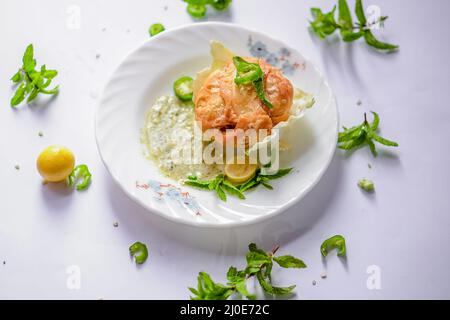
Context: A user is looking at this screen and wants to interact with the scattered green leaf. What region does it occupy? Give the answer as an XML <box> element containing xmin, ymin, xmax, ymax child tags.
<box><xmin>321</xmin><ymin>235</ymin><xmax>347</xmax><ymax>257</ymax></box>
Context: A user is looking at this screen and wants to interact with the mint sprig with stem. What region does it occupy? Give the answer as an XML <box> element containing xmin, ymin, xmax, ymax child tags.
<box><xmin>310</xmin><ymin>0</ymin><xmax>398</xmax><ymax>51</ymax></box>
<box><xmin>184</xmin><ymin>167</ymin><xmax>293</xmax><ymax>201</ymax></box>
<box><xmin>184</xmin><ymin>174</ymin><xmax>245</xmax><ymax>202</ymax></box>
<box><xmin>189</xmin><ymin>243</ymin><xmax>306</xmax><ymax>300</ymax></box>
<box><xmin>338</xmin><ymin>111</ymin><xmax>398</xmax><ymax>156</ymax></box>
<box><xmin>10</xmin><ymin>44</ymin><xmax>59</xmax><ymax>107</ymax></box>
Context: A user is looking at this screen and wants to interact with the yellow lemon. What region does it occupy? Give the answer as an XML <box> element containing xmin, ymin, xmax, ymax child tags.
<box><xmin>37</xmin><ymin>146</ymin><xmax>75</xmax><ymax>182</ymax></box>
<box><xmin>224</xmin><ymin>162</ymin><xmax>258</xmax><ymax>184</ymax></box>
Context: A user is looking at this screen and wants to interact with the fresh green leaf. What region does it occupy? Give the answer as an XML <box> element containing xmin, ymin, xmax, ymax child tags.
<box><xmin>310</xmin><ymin>0</ymin><xmax>398</xmax><ymax>51</ymax></box>
<box><xmin>215</xmin><ymin>185</ymin><xmax>227</xmax><ymax>201</ymax></box>
<box><xmin>355</xmin><ymin>0</ymin><xmax>367</xmax><ymax>25</ymax></box>
<box><xmin>11</xmin><ymin>70</ymin><xmax>22</xmax><ymax>83</ymax></box>
<box><xmin>222</xmin><ymin>180</ymin><xmax>245</xmax><ymax>199</ymax></box>
<box><xmin>260</xmin><ymin>168</ymin><xmax>293</xmax><ymax>180</ymax></box>
<box><xmin>10</xmin><ymin>44</ymin><xmax>59</xmax><ymax>107</ymax></box>
<box><xmin>22</xmin><ymin>44</ymin><xmax>36</xmax><ymax>72</ymax></box>
<box><xmin>190</xmin><ymin>272</ymin><xmax>235</xmax><ymax>300</ymax></box>
<box><xmin>309</xmin><ymin>6</ymin><xmax>338</xmax><ymax>39</ymax></box>
<box><xmin>273</xmin><ymin>255</ymin><xmax>307</xmax><ymax>269</ymax></box>
<box><xmin>338</xmin><ymin>112</ymin><xmax>398</xmax><ymax>156</ymax></box>
<box><xmin>256</xmin><ymin>272</ymin><xmax>296</xmax><ymax>295</ymax></box>
<box><xmin>320</xmin><ymin>235</ymin><xmax>347</xmax><ymax>257</ymax></box>
<box><xmin>364</xmin><ymin>30</ymin><xmax>398</xmax><ymax>51</ymax></box>
<box><xmin>370</xmin><ymin>132</ymin><xmax>399</xmax><ymax>147</ymax></box>
<box><xmin>233</xmin><ymin>56</ymin><xmax>273</xmax><ymax>109</ymax></box>
<box><xmin>129</xmin><ymin>241</ymin><xmax>149</xmax><ymax>264</ymax></box>
<box><xmin>338</xmin><ymin>0</ymin><xmax>363</xmax><ymax>41</ymax></box>
<box><xmin>184</xmin><ymin>179</ymin><xmax>211</xmax><ymax>190</ymax></box>
<box><xmin>10</xmin><ymin>83</ymin><xmax>27</xmax><ymax>107</ymax></box>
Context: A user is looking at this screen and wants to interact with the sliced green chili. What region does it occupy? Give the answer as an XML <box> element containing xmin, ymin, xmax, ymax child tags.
<box><xmin>173</xmin><ymin>76</ymin><xmax>194</xmax><ymax>101</ymax></box>
<box><xmin>129</xmin><ymin>242</ymin><xmax>149</xmax><ymax>265</ymax></box>
<box><xmin>149</xmin><ymin>23</ymin><xmax>165</xmax><ymax>37</ymax></box>
<box><xmin>233</xmin><ymin>57</ymin><xmax>263</xmax><ymax>85</ymax></box>
<box><xmin>67</xmin><ymin>164</ymin><xmax>92</xmax><ymax>191</ymax></box>
<box><xmin>187</xmin><ymin>4</ymin><xmax>207</xmax><ymax>18</ymax></box>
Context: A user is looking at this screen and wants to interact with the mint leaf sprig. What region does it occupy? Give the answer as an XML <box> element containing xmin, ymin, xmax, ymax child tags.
<box><xmin>184</xmin><ymin>174</ymin><xmax>245</xmax><ymax>202</ymax></box>
<box><xmin>189</xmin><ymin>243</ymin><xmax>306</xmax><ymax>300</ymax></box>
<box><xmin>10</xmin><ymin>44</ymin><xmax>59</xmax><ymax>107</ymax></box>
<box><xmin>338</xmin><ymin>112</ymin><xmax>398</xmax><ymax>156</ymax></box>
<box><xmin>310</xmin><ymin>0</ymin><xmax>398</xmax><ymax>51</ymax></box>
<box><xmin>184</xmin><ymin>168</ymin><xmax>293</xmax><ymax>202</ymax></box>
<box><xmin>238</xmin><ymin>168</ymin><xmax>293</xmax><ymax>192</ymax></box>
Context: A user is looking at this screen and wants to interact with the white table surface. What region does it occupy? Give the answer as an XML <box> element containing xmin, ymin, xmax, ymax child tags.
<box><xmin>1</xmin><ymin>0</ymin><xmax>449</xmax><ymax>300</ymax></box>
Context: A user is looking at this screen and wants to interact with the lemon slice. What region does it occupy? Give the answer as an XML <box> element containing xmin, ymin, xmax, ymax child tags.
<box><xmin>224</xmin><ymin>163</ymin><xmax>258</xmax><ymax>184</ymax></box>
<box><xmin>37</xmin><ymin>146</ymin><xmax>75</xmax><ymax>182</ymax></box>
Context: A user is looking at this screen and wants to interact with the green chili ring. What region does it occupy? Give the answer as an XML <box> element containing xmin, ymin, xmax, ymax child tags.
<box><xmin>173</xmin><ymin>76</ymin><xmax>194</xmax><ymax>101</ymax></box>
<box><xmin>187</xmin><ymin>4</ymin><xmax>207</xmax><ymax>18</ymax></box>
<box><xmin>149</xmin><ymin>23</ymin><xmax>165</xmax><ymax>37</ymax></box>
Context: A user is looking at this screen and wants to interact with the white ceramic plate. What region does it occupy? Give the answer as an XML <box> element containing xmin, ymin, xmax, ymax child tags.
<box><xmin>96</xmin><ymin>22</ymin><xmax>338</xmax><ymax>228</ymax></box>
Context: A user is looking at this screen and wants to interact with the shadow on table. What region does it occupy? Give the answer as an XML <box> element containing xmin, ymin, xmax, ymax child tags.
<box><xmin>105</xmin><ymin>153</ymin><xmax>343</xmax><ymax>255</ymax></box>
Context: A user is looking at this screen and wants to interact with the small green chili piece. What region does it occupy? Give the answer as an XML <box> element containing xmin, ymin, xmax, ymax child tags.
<box><xmin>129</xmin><ymin>242</ymin><xmax>149</xmax><ymax>265</ymax></box>
<box><xmin>67</xmin><ymin>164</ymin><xmax>92</xmax><ymax>191</ymax></box>
<box><xmin>358</xmin><ymin>178</ymin><xmax>375</xmax><ymax>192</ymax></box>
<box><xmin>320</xmin><ymin>235</ymin><xmax>346</xmax><ymax>257</ymax></box>
<box><xmin>173</xmin><ymin>76</ymin><xmax>194</xmax><ymax>101</ymax></box>
<box><xmin>149</xmin><ymin>23</ymin><xmax>165</xmax><ymax>37</ymax></box>
<box><xmin>187</xmin><ymin>4</ymin><xmax>207</xmax><ymax>18</ymax></box>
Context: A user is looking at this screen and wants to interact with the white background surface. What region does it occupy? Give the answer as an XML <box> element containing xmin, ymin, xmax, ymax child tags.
<box><xmin>0</xmin><ymin>0</ymin><xmax>449</xmax><ymax>299</ymax></box>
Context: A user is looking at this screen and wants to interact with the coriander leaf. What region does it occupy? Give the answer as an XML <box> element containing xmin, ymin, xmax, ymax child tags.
<box><xmin>273</xmin><ymin>255</ymin><xmax>307</xmax><ymax>269</ymax></box>
<box><xmin>256</xmin><ymin>272</ymin><xmax>296</xmax><ymax>295</ymax></box>
<box><xmin>358</xmin><ymin>178</ymin><xmax>375</xmax><ymax>192</ymax></box>
<box><xmin>129</xmin><ymin>241</ymin><xmax>149</xmax><ymax>264</ymax></box>
<box><xmin>10</xmin><ymin>83</ymin><xmax>27</xmax><ymax>107</ymax></box>
<box><xmin>320</xmin><ymin>235</ymin><xmax>346</xmax><ymax>257</ymax></box>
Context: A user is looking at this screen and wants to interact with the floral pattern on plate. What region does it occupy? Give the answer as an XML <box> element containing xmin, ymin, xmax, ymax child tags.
<box><xmin>136</xmin><ymin>181</ymin><xmax>202</xmax><ymax>216</ymax></box>
<box><xmin>247</xmin><ymin>36</ymin><xmax>306</xmax><ymax>75</ymax></box>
